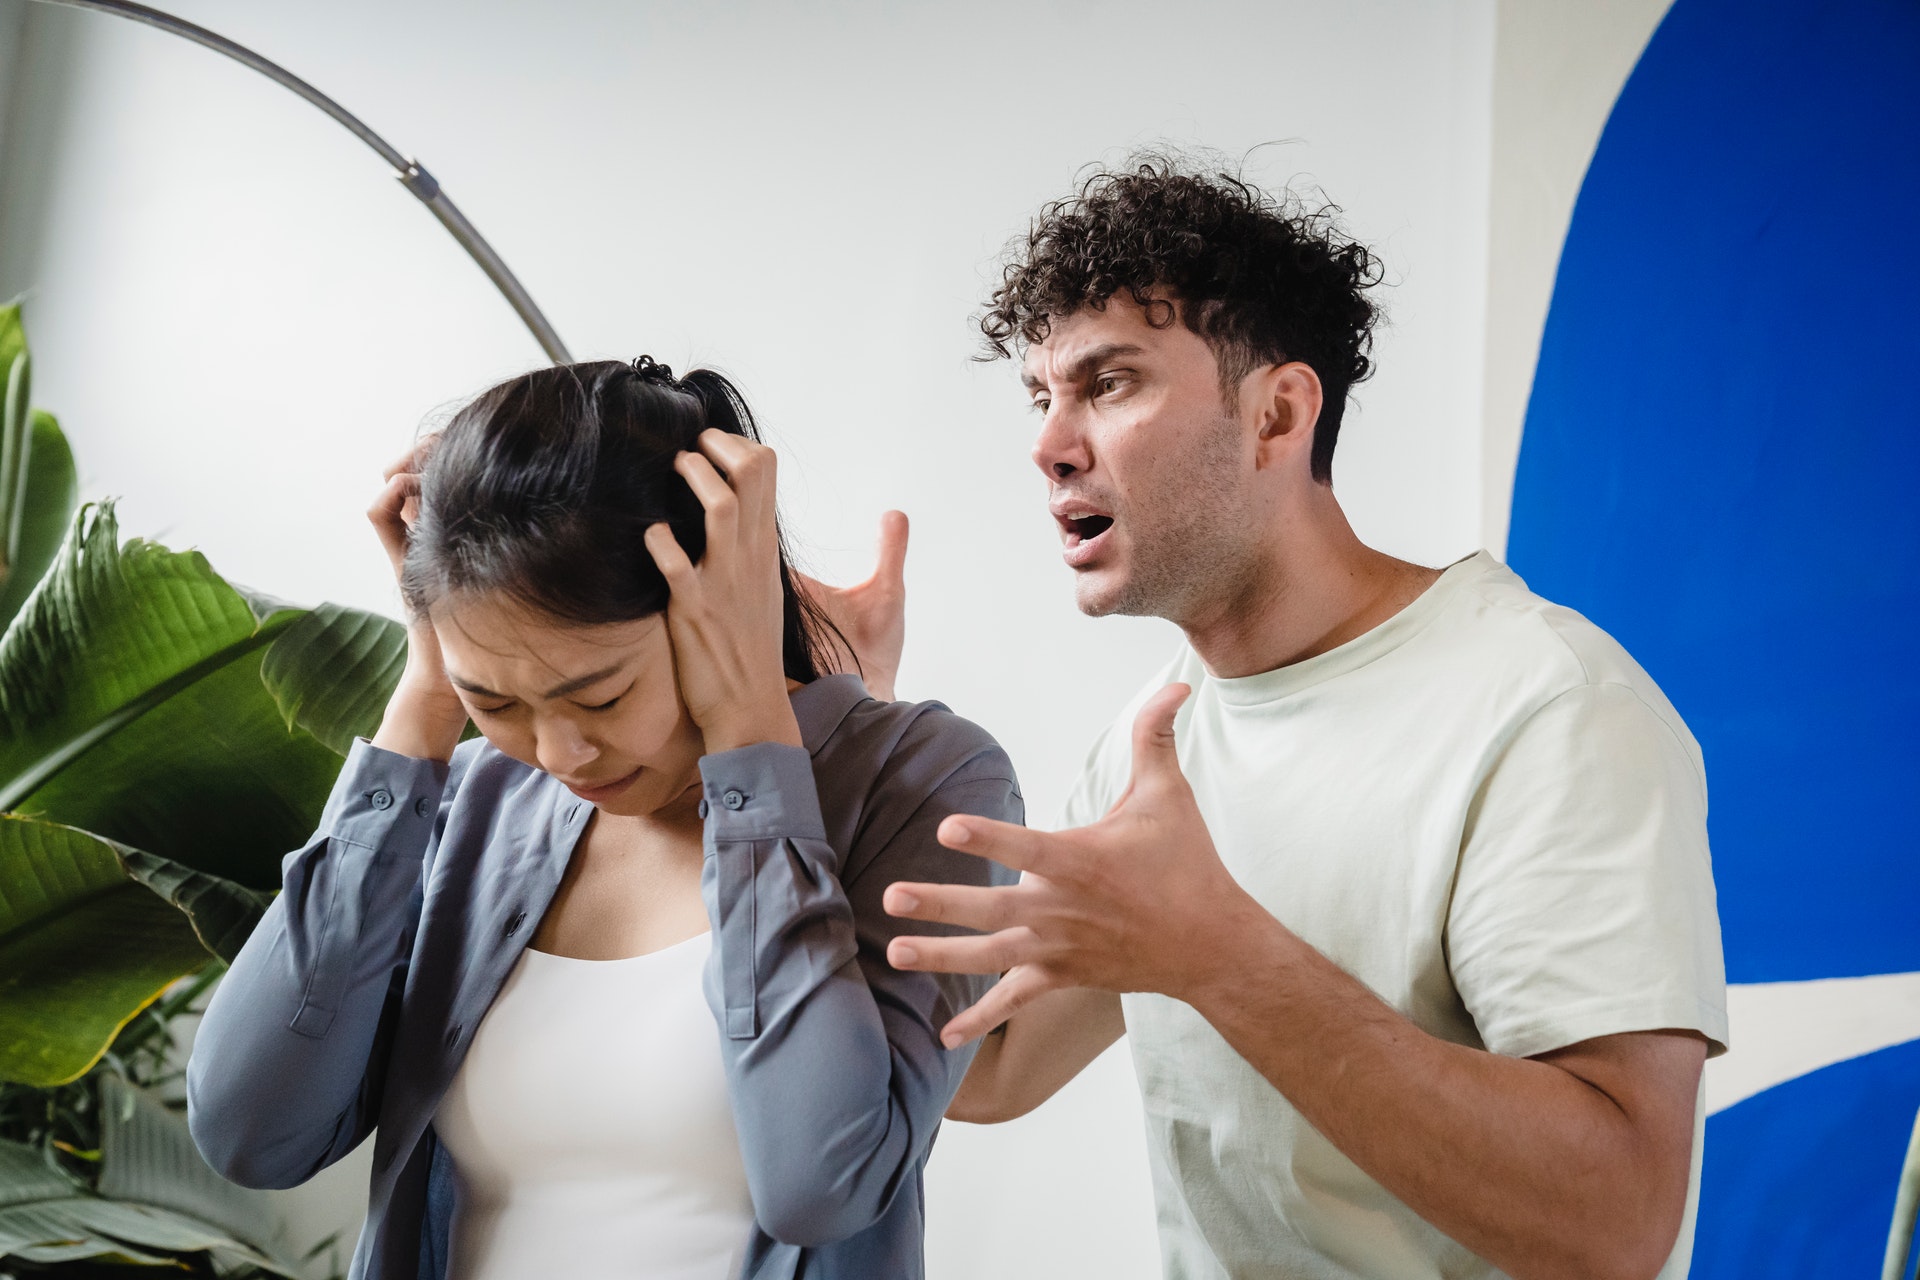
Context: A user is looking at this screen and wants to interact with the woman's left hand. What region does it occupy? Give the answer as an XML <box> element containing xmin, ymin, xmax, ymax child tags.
<box><xmin>644</xmin><ymin>430</ymin><xmax>804</xmax><ymax>755</ymax></box>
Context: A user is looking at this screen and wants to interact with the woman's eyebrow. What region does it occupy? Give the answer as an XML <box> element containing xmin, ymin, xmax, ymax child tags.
<box><xmin>541</xmin><ymin>663</ymin><xmax>627</xmax><ymax>699</ymax></box>
<box><xmin>446</xmin><ymin>673</ymin><xmax>502</xmax><ymax>699</ymax></box>
<box><xmin>445</xmin><ymin>662</ymin><xmax>628</xmax><ymax>701</ymax></box>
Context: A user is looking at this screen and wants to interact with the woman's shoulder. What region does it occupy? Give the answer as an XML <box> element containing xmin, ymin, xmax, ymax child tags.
<box><xmin>799</xmin><ymin>675</ymin><xmax>1019</xmax><ymax>800</ymax></box>
<box><xmin>796</xmin><ymin>676</ymin><xmax>1021</xmax><ymax>885</ymax></box>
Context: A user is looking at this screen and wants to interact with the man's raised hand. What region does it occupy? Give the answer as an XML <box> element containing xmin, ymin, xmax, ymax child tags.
<box><xmin>797</xmin><ymin>510</ymin><xmax>908</xmax><ymax>702</ymax></box>
<box><xmin>884</xmin><ymin>683</ymin><xmax>1261</xmax><ymax>1047</ymax></box>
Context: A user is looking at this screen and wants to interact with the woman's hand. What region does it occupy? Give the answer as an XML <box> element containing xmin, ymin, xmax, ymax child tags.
<box><xmin>368</xmin><ymin>440</ymin><xmax>468</xmax><ymax>762</ymax></box>
<box><xmin>644</xmin><ymin>430</ymin><xmax>804</xmax><ymax>755</ymax></box>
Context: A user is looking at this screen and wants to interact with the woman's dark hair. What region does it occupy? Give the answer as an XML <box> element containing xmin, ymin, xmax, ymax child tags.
<box><xmin>401</xmin><ymin>360</ymin><xmax>839</xmax><ymax>685</ymax></box>
<box><xmin>980</xmin><ymin>154</ymin><xmax>1384</xmax><ymax>483</ymax></box>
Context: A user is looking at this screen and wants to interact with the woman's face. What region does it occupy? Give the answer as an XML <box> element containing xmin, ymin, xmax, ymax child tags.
<box><xmin>431</xmin><ymin>593</ymin><xmax>703</xmax><ymax>818</ymax></box>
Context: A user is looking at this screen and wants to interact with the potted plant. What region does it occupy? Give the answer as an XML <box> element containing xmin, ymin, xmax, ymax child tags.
<box><xmin>0</xmin><ymin>299</ymin><xmax>406</xmax><ymax>1276</ymax></box>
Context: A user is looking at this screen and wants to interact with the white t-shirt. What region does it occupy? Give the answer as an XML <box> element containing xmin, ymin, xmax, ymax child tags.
<box><xmin>1061</xmin><ymin>552</ymin><xmax>1728</xmax><ymax>1280</ymax></box>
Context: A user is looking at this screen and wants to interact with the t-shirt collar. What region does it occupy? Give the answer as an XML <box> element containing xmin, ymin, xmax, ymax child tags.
<box><xmin>1204</xmin><ymin>550</ymin><xmax>1497</xmax><ymax>707</ymax></box>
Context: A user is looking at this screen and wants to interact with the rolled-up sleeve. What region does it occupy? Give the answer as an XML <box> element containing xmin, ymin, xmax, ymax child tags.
<box><xmin>698</xmin><ymin>740</ymin><xmax>1020</xmax><ymax>1248</ymax></box>
<box><xmin>187</xmin><ymin>739</ymin><xmax>452</xmax><ymax>1189</ymax></box>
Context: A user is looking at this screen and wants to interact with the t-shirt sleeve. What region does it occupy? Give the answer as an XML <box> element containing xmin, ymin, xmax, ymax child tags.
<box><xmin>1446</xmin><ymin>681</ymin><xmax>1729</xmax><ymax>1060</ymax></box>
<box><xmin>1057</xmin><ymin>720</ymin><xmax>1124</xmax><ymax>831</ymax></box>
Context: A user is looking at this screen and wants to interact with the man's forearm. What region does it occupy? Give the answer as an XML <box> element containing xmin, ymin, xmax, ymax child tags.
<box><xmin>948</xmin><ymin>986</ymin><xmax>1125</xmax><ymax>1123</ymax></box>
<box><xmin>1185</xmin><ymin>896</ymin><xmax>1702</xmax><ymax>1280</ymax></box>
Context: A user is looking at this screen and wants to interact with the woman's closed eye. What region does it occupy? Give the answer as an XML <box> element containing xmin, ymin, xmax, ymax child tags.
<box><xmin>574</xmin><ymin>682</ymin><xmax>634</xmax><ymax>713</ymax></box>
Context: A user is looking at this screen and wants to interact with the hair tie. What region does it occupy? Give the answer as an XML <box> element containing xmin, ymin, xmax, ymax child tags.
<box><xmin>631</xmin><ymin>354</ymin><xmax>679</xmax><ymax>387</ymax></box>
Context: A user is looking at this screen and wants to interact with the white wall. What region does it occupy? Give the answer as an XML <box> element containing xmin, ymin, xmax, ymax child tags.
<box><xmin>0</xmin><ymin>1</ymin><xmax>1495</xmax><ymax>1275</ymax></box>
<box><xmin>1480</xmin><ymin>0</ymin><xmax>1671</xmax><ymax>553</ymax></box>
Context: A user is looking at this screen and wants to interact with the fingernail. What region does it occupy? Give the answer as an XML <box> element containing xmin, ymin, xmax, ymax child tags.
<box><xmin>892</xmin><ymin>890</ymin><xmax>919</xmax><ymax>912</ymax></box>
<box><xmin>945</xmin><ymin>824</ymin><xmax>970</xmax><ymax>846</ymax></box>
<box><xmin>893</xmin><ymin>943</ymin><xmax>918</xmax><ymax>964</ymax></box>
<box><xmin>942</xmin><ymin>1031</ymin><xmax>964</xmax><ymax>1049</ymax></box>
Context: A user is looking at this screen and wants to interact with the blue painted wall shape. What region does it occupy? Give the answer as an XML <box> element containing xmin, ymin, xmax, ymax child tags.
<box><xmin>1506</xmin><ymin>0</ymin><xmax>1920</xmax><ymax>1272</ymax></box>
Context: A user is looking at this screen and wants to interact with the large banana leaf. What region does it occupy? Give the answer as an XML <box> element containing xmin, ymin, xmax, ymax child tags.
<box><xmin>0</xmin><ymin>503</ymin><xmax>405</xmax><ymax>1084</ymax></box>
<box><xmin>0</xmin><ymin>411</ymin><xmax>76</xmax><ymax>633</ymax></box>
<box><xmin>0</xmin><ymin>1097</ymin><xmax>297</xmax><ymax>1273</ymax></box>
<box><xmin>0</xmin><ymin>815</ymin><xmax>267</xmax><ymax>1087</ymax></box>
<box><xmin>95</xmin><ymin>1073</ymin><xmax>296</xmax><ymax>1272</ymax></box>
<box><xmin>0</xmin><ymin>504</ymin><xmax>402</xmax><ymax>887</ymax></box>
<box><xmin>261</xmin><ymin>602</ymin><xmax>408</xmax><ymax>758</ymax></box>
<box><xmin>0</xmin><ymin>304</ymin><xmax>78</xmax><ymax>633</ymax></box>
<box><xmin>0</xmin><ymin>303</ymin><xmax>30</xmax><ymax>596</ymax></box>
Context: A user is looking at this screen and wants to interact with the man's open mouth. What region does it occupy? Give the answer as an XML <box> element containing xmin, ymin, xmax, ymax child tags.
<box><xmin>1065</xmin><ymin>514</ymin><xmax>1114</xmax><ymax>542</ymax></box>
<box><xmin>1054</xmin><ymin>504</ymin><xmax>1117</xmax><ymax>567</ymax></box>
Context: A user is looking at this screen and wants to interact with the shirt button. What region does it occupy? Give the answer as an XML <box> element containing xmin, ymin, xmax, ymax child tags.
<box><xmin>414</xmin><ymin>796</ymin><xmax>432</xmax><ymax>818</ymax></box>
<box><xmin>698</xmin><ymin>799</ymin><xmax>710</xmax><ymax>819</ymax></box>
<box><xmin>504</xmin><ymin>910</ymin><xmax>527</xmax><ymax>939</ymax></box>
<box><xmin>444</xmin><ymin>1023</ymin><xmax>463</xmax><ymax>1049</ymax></box>
<box><xmin>368</xmin><ymin>789</ymin><xmax>393</xmax><ymax>810</ymax></box>
<box><xmin>722</xmin><ymin>789</ymin><xmax>746</xmax><ymax>811</ymax></box>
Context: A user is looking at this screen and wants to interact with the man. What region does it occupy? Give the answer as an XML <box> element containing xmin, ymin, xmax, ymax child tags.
<box><xmin>849</xmin><ymin>158</ymin><xmax>1726</xmax><ymax>1279</ymax></box>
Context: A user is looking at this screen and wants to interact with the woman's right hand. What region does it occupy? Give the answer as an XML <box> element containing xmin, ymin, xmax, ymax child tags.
<box><xmin>368</xmin><ymin>440</ymin><xmax>469</xmax><ymax>762</ymax></box>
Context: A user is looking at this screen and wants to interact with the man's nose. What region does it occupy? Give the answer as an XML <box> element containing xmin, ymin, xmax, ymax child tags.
<box><xmin>1031</xmin><ymin>401</ymin><xmax>1092</xmax><ymax>480</ymax></box>
<box><xmin>535</xmin><ymin>717</ymin><xmax>598</xmax><ymax>776</ymax></box>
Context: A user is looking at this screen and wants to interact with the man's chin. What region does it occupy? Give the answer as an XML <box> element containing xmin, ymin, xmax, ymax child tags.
<box><xmin>1073</xmin><ymin>565</ymin><xmax>1188</xmax><ymax>622</ymax></box>
<box><xmin>1073</xmin><ymin>571</ymin><xmax>1135</xmax><ymax>619</ymax></box>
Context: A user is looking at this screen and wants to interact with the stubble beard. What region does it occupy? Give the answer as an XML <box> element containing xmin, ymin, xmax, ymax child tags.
<box><xmin>1076</xmin><ymin>411</ymin><xmax>1259</xmax><ymax>626</ymax></box>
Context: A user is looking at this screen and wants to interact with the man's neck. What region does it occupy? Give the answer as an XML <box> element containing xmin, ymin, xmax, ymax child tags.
<box><xmin>1179</xmin><ymin>489</ymin><xmax>1443</xmax><ymax>681</ymax></box>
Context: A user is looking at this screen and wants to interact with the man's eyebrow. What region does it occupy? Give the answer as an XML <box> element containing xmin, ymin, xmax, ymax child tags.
<box><xmin>1023</xmin><ymin>342</ymin><xmax>1146</xmax><ymax>392</ymax></box>
<box><xmin>446</xmin><ymin>662</ymin><xmax>628</xmax><ymax>701</ymax></box>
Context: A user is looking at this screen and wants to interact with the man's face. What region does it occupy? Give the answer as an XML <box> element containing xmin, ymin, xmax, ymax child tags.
<box><xmin>1023</xmin><ymin>295</ymin><xmax>1259</xmax><ymax>623</ymax></box>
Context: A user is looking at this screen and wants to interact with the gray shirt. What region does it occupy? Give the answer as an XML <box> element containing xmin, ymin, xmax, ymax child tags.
<box><xmin>187</xmin><ymin>674</ymin><xmax>1022</xmax><ymax>1280</ymax></box>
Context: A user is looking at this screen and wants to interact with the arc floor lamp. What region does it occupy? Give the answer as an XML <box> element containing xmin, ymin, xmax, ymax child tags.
<box><xmin>23</xmin><ymin>0</ymin><xmax>574</xmax><ymax>365</ymax></box>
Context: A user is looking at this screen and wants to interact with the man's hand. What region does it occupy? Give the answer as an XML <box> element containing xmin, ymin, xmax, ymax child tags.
<box><xmin>885</xmin><ymin>683</ymin><xmax>1258</xmax><ymax>1047</ymax></box>
<box><xmin>797</xmin><ymin>510</ymin><xmax>908</xmax><ymax>702</ymax></box>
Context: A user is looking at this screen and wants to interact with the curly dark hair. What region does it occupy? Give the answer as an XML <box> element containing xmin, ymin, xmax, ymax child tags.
<box><xmin>980</xmin><ymin>156</ymin><xmax>1384</xmax><ymax>482</ymax></box>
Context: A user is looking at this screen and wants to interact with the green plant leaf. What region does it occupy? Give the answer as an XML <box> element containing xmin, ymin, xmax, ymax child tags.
<box><xmin>260</xmin><ymin>601</ymin><xmax>407</xmax><ymax>757</ymax></box>
<box><xmin>0</xmin><ymin>505</ymin><xmax>343</xmax><ymax>887</ymax></box>
<box><xmin>116</xmin><ymin>847</ymin><xmax>270</xmax><ymax>965</ymax></box>
<box><xmin>0</xmin><ymin>816</ymin><xmax>211</xmax><ymax>1088</ymax></box>
<box><xmin>1</xmin><ymin>321</ymin><xmax>30</xmax><ymax>600</ymax></box>
<box><xmin>0</xmin><ymin>410</ymin><xmax>79</xmax><ymax>633</ymax></box>
<box><xmin>96</xmin><ymin>1074</ymin><xmax>294</xmax><ymax>1270</ymax></box>
<box><xmin>0</xmin><ymin>1136</ymin><xmax>296</xmax><ymax>1272</ymax></box>
<box><xmin>0</xmin><ymin>299</ymin><xmax>24</xmax><ymax>374</ymax></box>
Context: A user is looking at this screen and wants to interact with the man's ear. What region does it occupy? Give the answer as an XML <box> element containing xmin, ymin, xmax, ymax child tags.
<box><xmin>1250</xmin><ymin>361</ymin><xmax>1324</xmax><ymax>470</ymax></box>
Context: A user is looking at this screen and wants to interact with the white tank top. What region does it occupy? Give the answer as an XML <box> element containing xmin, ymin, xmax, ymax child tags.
<box><xmin>433</xmin><ymin>932</ymin><xmax>755</xmax><ymax>1280</ymax></box>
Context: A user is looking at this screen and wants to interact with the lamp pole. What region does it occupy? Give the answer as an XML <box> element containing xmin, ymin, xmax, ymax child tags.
<box><xmin>26</xmin><ymin>0</ymin><xmax>574</xmax><ymax>364</ymax></box>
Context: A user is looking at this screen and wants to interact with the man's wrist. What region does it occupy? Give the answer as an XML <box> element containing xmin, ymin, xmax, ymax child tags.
<box><xmin>1175</xmin><ymin>890</ymin><xmax>1302</xmax><ymax>1020</ymax></box>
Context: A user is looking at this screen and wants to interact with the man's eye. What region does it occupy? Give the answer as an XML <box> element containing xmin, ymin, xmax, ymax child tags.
<box><xmin>579</xmin><ymin>694</ymin><xmax>622</xmax><ymax>713</ymax></box>
<box><xmin>472</xmin><ymin>703</ymin><xmax>513</xmax><ymax>717</ymax></box>
<box><xmin>1095</xmin><ymin>375</ymin><xmax>1124</xmax><ymax>396</ymax></box>
<box><xmin>1030</xmin><ymin>398</ymin><xmax>1051</xmax><ymax>414</ymax></box>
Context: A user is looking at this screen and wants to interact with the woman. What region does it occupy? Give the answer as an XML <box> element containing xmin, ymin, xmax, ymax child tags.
<box><xmin>186</xmin><ymin>358</ymin><xmax>1020</xmax><ymax>1280</ymax></box>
